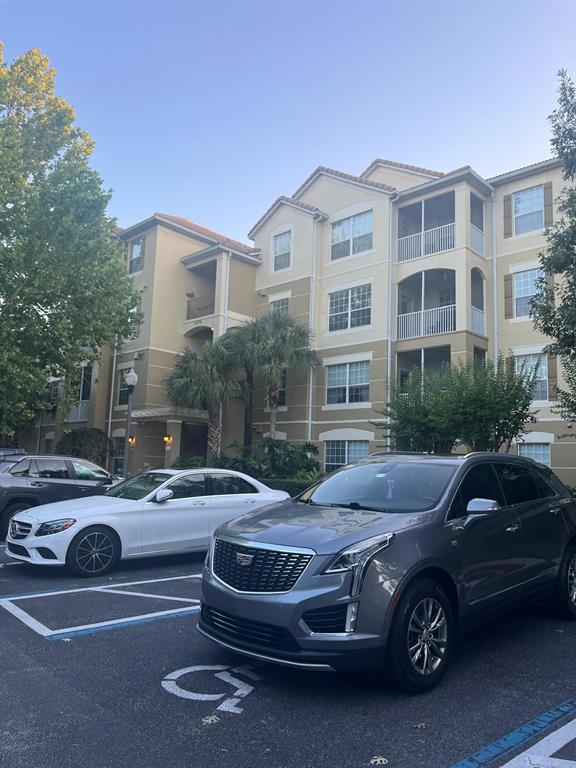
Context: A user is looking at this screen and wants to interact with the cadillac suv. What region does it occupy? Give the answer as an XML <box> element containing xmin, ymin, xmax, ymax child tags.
<box><xmin>198</xmin><ymin>453</ymin><xmax>576</xmax><ymax>692</ymax></box>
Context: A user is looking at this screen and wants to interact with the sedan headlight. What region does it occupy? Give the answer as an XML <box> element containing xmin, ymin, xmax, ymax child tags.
<box><xmin>36</xmin><ymin>519</ymin><xmax>77</xmax><ymax>537</ymax></box>
<box><xmin>323</xmin><ymin>533</ymin><xmax>395</xmax><ymax>596</ymax></box>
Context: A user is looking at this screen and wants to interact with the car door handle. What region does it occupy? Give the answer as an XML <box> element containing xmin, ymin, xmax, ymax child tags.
<box><xmin>192</xmin><ymin>501</ymin><xmax>207</xmax><ymax>506</ymax></box>
<box><xmin>506</xmin><ymin>524</ymin><xmax>521</xmax><ymax>533</ymax></box>
<box><xmin>243</xmin><ymin>499</ymin><xmax>257</xmax><ymax>505</ymax></box>
<box><xmin>30</xmin><ymin>482</ymin><xmax>45</xmax><ymax>487</ymax></box>
<box><xmin>548</xmin><ymin>507</ymin><xmax>561</xmax><ymax>515</ymax></box>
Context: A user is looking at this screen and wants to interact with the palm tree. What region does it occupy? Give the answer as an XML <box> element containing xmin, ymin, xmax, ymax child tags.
<box><xmin>166</xmin><ymin>342</ymin><xmax>239</xmax><ymax>460</ymax></box>
<box><xmin>225</xmin><ymin>312</ymin><xmax>319</xmax><ymax>443</ymax></box>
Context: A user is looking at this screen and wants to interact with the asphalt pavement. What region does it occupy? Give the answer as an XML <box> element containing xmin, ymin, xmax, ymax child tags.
<box><xmin>1</xmin><ymin>545</ymin><xmax>575</xmax><ymax>768</ymax></box>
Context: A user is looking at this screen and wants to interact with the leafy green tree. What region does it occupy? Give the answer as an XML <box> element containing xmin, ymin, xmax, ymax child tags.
<box><xmin>381</xmin><ymin>356</ymin><xmax>537</xmax><ymax>453</ymax></box>
<box><xmin>56</xmin><ymin>427</ymin><xmax>114</xmax><ymax>466</ymax></box>
<box><xmin>166</xmin><ymin>343</ymin><xmax>239</xmax><ymax>460</ymax></box>
<box><xmin>220</xmin><ymin>312</ymin><xmax>318</xmax><ymax>444</ymax></box>
<box><xmin>532</xmin><ymin>70</ymin><xmax>576</xmax><ymax>418</ymax></box>
<box><xmin>0</xmin><ymin>46</ymin><xmax>140</xmax><ymax>438</ymax></box>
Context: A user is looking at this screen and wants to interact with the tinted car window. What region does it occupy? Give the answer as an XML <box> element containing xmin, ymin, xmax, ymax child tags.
<box><xmin>450</xmin><ymin>463</ymin><xmax>505</xmax><ymax>518</ymax></box>
<box><xmin>167</xmin><ymin>474</ymin><xmax>206</xmax><ymax>499</ymax></box>
<box><xmin>32</xmin><ymin>459</ymin><xmax>69</xmax><ymax>479</ymax></box>
<box><xmin>301</xmin><ymin>460</ymin><xmax>456</xmax><ymax>512</ymax></box>
<box><xmin>209</xmin><ymin>474</ymin><xmax>257</xmax><ymax>495</ymax></box>
<box><xmin>72</xmin><ymin>460</ymin><xmax>110</xmax><ymax>481</ymax></box>
<box><xmin>9</xmin><ymin>459</ymin><xmax>32</xmax><ymax>477</ymax></box>
<box><xmin>106</xmin><ymin>472</ymin><xmax>170</xmax><ymax>500</ymax></box>
<box><xmin>495</xmin><ymin>463</ymin><xmax>555</xmax><ymax>505</ymax></box>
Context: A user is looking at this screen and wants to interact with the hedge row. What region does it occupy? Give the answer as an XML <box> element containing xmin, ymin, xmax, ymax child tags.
<box><xmin>261</xmin><ymin>478</ymin><xmax>314</xmax><ymax>496</ymax></box>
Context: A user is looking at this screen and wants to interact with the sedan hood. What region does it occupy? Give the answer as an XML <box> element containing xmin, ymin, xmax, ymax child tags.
<box><xmin>13</xmin><ymin>495</ymin><xmax>135</xmax><ymax>524</ymax></box>
<box><xmin>217</xmin><ymin>499</ymin><xmax>428</xmax><ymax>555</ymax></box>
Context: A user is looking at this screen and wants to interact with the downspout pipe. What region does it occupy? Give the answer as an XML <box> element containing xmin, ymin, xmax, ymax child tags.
<box><xmin>106</xmin><ymin>335</ymin><xmax>118</xmax><ymax>470</ymax></box>
<box><xmin>307</xmin><ymin>217</ymin><xmax>319</xmax><ymax>444</ymax></box>
<box><xmin>491</xmin><ymin>192</ymin><xmax>498</xmax><ymax>366</ymax></box>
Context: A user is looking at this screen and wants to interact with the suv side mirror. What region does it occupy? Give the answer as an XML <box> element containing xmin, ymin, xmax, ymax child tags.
<box><xmin>467</xmin><ymin>498</ymin><xmax>500</xmax><ymax>514</ymax></box>
<box><xmin>154</xmin><ymin>488</ymin><xmax>174</xmax><ymax>504</ymax></box>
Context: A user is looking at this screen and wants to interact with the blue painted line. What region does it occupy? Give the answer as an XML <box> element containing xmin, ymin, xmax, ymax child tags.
<box><xmin>449</xmin><ymin>696</ymin><xmax>576</xmax><ymax>768</ymax></box>
<box><xmin>47</xmin><ymin>606</ymin><xmax>201</xmax><ymax>640</ymax></box>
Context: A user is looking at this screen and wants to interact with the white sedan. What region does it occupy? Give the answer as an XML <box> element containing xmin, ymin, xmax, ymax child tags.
<box><xmin>5</xmin><ymin>469</ymin><xmax>289</xmax><ymax>577</ymax></box>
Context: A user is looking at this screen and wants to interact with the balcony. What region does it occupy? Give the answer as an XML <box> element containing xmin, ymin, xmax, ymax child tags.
<box><xmin>471</xmin><ymin>306</ymin><xmax>486</xmax><ymax>335</ymax></box>
<box><xmin>186</xmin><ymin>295</ymin><xmax>215</xmax><ymax>320</ymax></box>
<box><xmin>397</xmin><ymin>269</ymin><xmax>457</xmax><ymax>341</ymax></box>
<box><xmin>397</xmin><ymin>191</ymin><xmax>455</xmax><ymax>262</ymax></box>
<box><xmin>469</xmin><ymin>224</ymin><xmax>484</xmax><ymax>256</ymax></box>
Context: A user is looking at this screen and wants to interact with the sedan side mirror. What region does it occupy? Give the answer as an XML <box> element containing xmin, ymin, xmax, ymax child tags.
<box><xmin>466</xmin><ymin>497</ymin><xmax>500</xmax><ymax>514</ymax></box>
<box><xmin>154</xmin><ymin>488</ymin><xmax>174</xmax><ymax>504</ymax></box>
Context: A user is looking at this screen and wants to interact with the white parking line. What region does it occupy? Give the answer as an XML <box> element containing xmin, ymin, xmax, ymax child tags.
<box><xmin>499</xmin><ymin>717</ymin><xmax>576</xmax><ymax>767</ymax></box>
<box><xmin>0</xmin><ymin>573</ymin><xmax>203</xmax><ymax>639</ymax></box>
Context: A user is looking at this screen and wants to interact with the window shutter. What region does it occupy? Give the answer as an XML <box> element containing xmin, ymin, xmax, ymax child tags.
<box><xmin>503</xmin><ymin>194</ymin><xmax>513</xmax><ymax>238</ymax></box>
<box><xmin>504</xmin><ymin>274</ymin><xmax>514</xmax><ymax>319</ymax></box>
<box><xmin>139</xmin><ymin>236</ymin><xmax>146</xmax><ymax>268</ymax></box>
<box><xmin>543</xmin><ymin>182</ymin><xmax>553</xmax><ymax>228</ymax></box>
<box><xmin>547</xmin><ymin>354</ymin><xmax>558</xmax><ymax>400</ymax></box>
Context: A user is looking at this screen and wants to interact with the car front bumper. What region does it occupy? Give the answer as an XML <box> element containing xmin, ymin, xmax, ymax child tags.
<box><xmin>5</xmin><ymin>531</ymin><xmax>70</xmax><ymax>566</ymax></box>
<box><xmin>199</xmin><ymin>562</ymin><xmax>389</xmax><ymax>672</ymax></box>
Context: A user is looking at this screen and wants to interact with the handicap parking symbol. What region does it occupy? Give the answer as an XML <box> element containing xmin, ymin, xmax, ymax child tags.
<box><xmin>161</xmin><ymin>663</ymin><xmax>263</xmax><ymax>714</ymax></box>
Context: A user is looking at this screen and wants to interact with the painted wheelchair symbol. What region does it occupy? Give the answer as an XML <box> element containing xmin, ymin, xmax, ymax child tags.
<box><xmin>161</xmin><ymin>663</ymin><xmax>263</xmax><ymax>714</ymax></box>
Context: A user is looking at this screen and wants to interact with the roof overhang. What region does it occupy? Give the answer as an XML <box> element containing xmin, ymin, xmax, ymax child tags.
<box><xmin>487</xmin><ymin>158</ymin><xmax>563</xmax><ymax>186</ymax></box>
<box><xmin>292</xmin><ymin>166</ymin><xmax>395</xmax><ymax>201</ymax></box>
<box><xmin>181</xmin><ymin>244</ymin><xmax>261</xmax><ymax>267</ymax></box>
<box><xmin>248</xmin><ymin>197</ymin><xmax>328</xmax><ymax>239</ymax></box>
<box><xmin>396</xmin><ymin>167</ymin><xmax>493</xmax><ymax>203</ymax></box>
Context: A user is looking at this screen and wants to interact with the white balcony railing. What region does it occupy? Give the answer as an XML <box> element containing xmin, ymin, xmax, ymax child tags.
<box><xmin>397</xmin><ymin>304</ymin><xmax>456</xmax><ymax>340</ymax></box>
<box><xmin>398</xmin><ymin>222</ymin><xmax>455</xmax><ymax>262</ymax></box>
<box><xmin>471</xmin><ymin>306</ymin><xmax>486</xmax><ymax>335</ymax></box>
<box><xmin>469</xmin><ymin>224</ymin><xmax>484</xmax><ymax>256</ymax></box>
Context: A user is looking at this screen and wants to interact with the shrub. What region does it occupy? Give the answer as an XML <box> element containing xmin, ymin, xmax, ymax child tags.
<box><xmin>56</xmin><ymin>427</ymin><xmax>114</xmax><ymax>466</ymax></box>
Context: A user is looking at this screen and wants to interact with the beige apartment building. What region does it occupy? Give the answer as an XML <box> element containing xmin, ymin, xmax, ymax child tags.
<box><xmin>25</xmin><ymin>157</ymin><xmax>576</xmax><ymax>485</ymax></box>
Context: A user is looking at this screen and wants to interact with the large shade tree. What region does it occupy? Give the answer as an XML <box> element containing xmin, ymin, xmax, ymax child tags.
<box><xmin>166</xmin><ymin>343</ymin><xmax>239</xmax><ymax>460</ymax></box>
<box><xmin>532</xmin><ymin>70</ymin><xmax>576</xmax><ymax>421</ymax></box>
<box><xmin>0</xmin><ymin>46</ymin><xmax>140</xmax><ymax>438</ymax></box>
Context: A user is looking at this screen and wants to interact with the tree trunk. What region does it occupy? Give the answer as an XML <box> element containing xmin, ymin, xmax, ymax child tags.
<box><xmin>270</xmin><ymin>406</ymin><xmax>277</xmax><ymax>441</ymax></box>
<box><xmin>243</xmin><ymin>368</ymin><xmax>254</xmax><ymax>457</ymax></box>
<box><xmin>207</xmin><ymin>409</ymin><xmax>222</xmax><ymax>461</ymax></box>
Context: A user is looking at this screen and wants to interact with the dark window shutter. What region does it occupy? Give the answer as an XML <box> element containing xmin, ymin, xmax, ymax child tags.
<box><xmin>504</xmin><ymin>274</ymin><xmax>514</xmax><ymax>319</ymax></box>
<box><xmin>548</xmin><ymin>354</ymin><xmax>558</xmax><ymax>400</ymax></box>
<box><xmin>543</xmin><ymin>182</ymin><xmax>553</xmax><ymax>228</ymax></box>
<box><xmin>503</xmin><ymin>194</ymin><xmax>513</xmax><ymax>238</ymax></box>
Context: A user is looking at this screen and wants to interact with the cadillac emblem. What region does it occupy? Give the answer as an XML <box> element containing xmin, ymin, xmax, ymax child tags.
<box><xmin>236</xmin><ymin>552</ymin><xmax>254</xmax><ymax>567</ymax></box>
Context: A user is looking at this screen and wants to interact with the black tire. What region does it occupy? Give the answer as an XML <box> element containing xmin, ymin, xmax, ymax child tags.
<box><xmin>66</xmin><ymin>526</ymin><xmax>120</xmax><ymax>578</ymax></box>
<box><xmin>0</xmin><ymin>502</ymin><xmax>32</xmax><ymax>540</ymax></box>
<box><xmin>385</xmin><ymin>578</ymin><xmax>454</xmax><ymax>693</ymax></box>
<box><xmin>555</xmin><ymin>545</ymin><xmax>576</xmax><ymax>620</ymax></box>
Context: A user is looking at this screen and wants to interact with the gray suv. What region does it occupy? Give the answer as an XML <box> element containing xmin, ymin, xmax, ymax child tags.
<box><xmin>198</xmin><ymin>453</ymin><xmax>576</xmax><ymax>692</ymax></box>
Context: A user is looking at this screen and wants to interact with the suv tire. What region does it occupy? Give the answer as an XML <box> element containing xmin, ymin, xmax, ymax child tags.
<box><xmin>1</xmin><ymin>501</ymin><xmax>32</xmax><ymax>539</ymax></box>
<box><xmin>555</xmin><ymin>545</ymin><xmax>576</xmax><ymax>620</ymax></box>
<box><xmin>385</xmin><ymin>577</ymin><xmax>454</xmax><ymax>693</ymax></box>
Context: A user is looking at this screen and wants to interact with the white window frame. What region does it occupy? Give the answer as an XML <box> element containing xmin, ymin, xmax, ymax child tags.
<box><xmin>324</xmin><ymin>360</ymin><xmax>370</xmax><ymax>409</ymax></box>
<box><xmin>330</xmin><ymin>210</ymin><xmax>374</xmax><ymax>261</ymax></box>
<box><xmin>324</xmin><ymin>440</ymin><xmax>370</xmax><ymax>471</ymax></box>
<box><xmin>129</xmin><ymin>239</ymin><xmax>143</xmax><ymax>274</ymax></box>
<box><xmin>515</xmin><ymin>353</ymin><xmax>548</xmax><ymax>402</ymax></box>
<box><xmin>271</xmin><ymin>297</ymin><xmax>289</xmax><ymax>314</ymax></box>
<box><xmin>513</xmin><ymin>185</ymin><xmax>544</xmax><ymax>237</ymax></box>
<box><xmin>513</xmin><ymin>268</ymin><xmax>543</xmax><ymax>319</ymax></box>
<box><xmin>273</xmin><ymin>231</ymin><xmax>292</xmax><ymax>272</ymax></box>
<box><xmin>328</xmin><ymin>284</ymin><xmax>372</xmax><ymax>333</ymax></box>
<box><xmin>517</xmin><ymin>442</ymin><xmax>551</xmax><ymax>467</ymax></box>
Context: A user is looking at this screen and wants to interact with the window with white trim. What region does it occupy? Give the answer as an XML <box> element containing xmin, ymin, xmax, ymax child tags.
<box><xmin>515</xmin><ymin>353</ymin><xmax>548</xmax><ymax>401</ymax></box>
<box><xmin>514</xmin><ymin>268</ymin><xmax>542</xmax><ymax>318</ymax></box>
<box><xmin>271</xmin><ymin>298</ymin><xmax>289</xmax><ymax>314</ymax></box>
<box><xmin>328</xmin><ymin>284</ymin><xmax>371</xmax><ymax>331</ymax></box>
<box><xmin>331</xmin><ymin>211</ymin><xmax>373</xmax><ymax>261</ymax></box>
<box><xmin>273</xmin><ymin>232</ymin><xmax>291</xmax><ymax>271</ymax></box>
<box><xmin>517</xmin><ymin>442</ymin><xmax>551</xmax><ymax>467</ymax></box>
<box><xmin>325</xmin><ymin>440</ymin><xmax>369</xmax><ymax>472</ymax></box>
<box><xmin>113</xmin><ymin>437</ymin><xmax>125</xmax><ymax>476</ymax></box>
<box><xmin>326</xmin><ymin>361</ymin><xmax>370</xmax><ymax>405</ymax></box>
<box><xmin>129</xmin><ymin>239</ymin><xmax>143</xmax><ymax>273</ymax></box>
<box><xmin>514</xmin><ymin>186</ymin><xmax>544</xmax><ymax>235</ymax></box>
<box><xmin>118</xmin><ymin>374</ymin><xmax>129</xmax><ymax>406</ymax></box>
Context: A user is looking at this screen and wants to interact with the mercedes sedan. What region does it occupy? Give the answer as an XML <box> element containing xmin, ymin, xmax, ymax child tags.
<box><xmin>6</xmin><ymin>469</ymin><xmax>289</xmax><ymax>576</ymax></box>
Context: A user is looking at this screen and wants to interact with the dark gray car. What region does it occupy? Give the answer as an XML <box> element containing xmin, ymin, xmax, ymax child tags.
<box><xmin>198</xmin><ymin>453</ymin><xmax>576</xmax><ymax>692</ymax></box>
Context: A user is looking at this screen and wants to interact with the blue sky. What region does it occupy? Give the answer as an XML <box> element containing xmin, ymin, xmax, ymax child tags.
<box><xmin>2</xmin><ymin>0</ymin><xmax>575</xmax><ymax>242</ymax></box>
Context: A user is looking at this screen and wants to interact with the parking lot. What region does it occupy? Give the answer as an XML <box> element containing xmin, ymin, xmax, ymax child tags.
<box><xmin>1</xmin><ymin>546</ymin><xmax>576</xmax><ymax>768</ymax></box>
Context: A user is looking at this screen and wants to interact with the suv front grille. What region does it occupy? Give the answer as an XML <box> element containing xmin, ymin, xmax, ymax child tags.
<box><xmin>10</xmin><ymin>520</ymin><xmax>32</xmax><ymax>540</ymax></box>
<box><xmin>302</xmin><ymin>604</ymin><xmax>348</xmax><ymax>633</ymax></box>
<box><xmin>201</xmin><ymin>604</ymin><xmax>299</xmax><ymax>652</ymax></box>
<box><xmin>212</xmin><ymin>538</ymin><xmax>313</xmax><ymax>593</ymax></box>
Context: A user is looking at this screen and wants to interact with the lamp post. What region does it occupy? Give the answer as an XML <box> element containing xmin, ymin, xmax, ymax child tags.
<box><xmin>123</xmin><ymin>368</ymin><xmax>138</xmax><ymax>477</ymax></box>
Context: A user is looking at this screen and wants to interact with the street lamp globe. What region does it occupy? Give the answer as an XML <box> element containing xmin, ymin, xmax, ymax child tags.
<box><xmin>124</xmin><ymin>368</ymin><xmax>138</xmax><ymax>388</ymax></box>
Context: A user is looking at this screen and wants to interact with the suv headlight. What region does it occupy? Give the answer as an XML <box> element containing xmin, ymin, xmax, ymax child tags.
<box><xmin>323</xmin><ymin>533</ymin><xmax>395</xmax><ymax>596</ymax></box>
<box><xmin>36</xmin><ymin>519</ymin><xmax>76</xmax><ymax>537</ymax></box>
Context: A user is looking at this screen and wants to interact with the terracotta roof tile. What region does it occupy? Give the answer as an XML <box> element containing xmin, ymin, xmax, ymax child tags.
<box><xmin>361</xmin><ymin>159</ymin><xmax>444</xmax><ymax>179</ymax></box>
<box><xmin>292</xmin><ymin>165</ymin><xmax>396</xmax><ymax>199</ymax></box>
<box><xmin>155</xmin><ymin>213</ymin><xmax>257</xmax><ymax>256</ymax></box>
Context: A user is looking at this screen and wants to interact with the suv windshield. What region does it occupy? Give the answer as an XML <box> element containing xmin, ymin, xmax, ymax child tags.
<box><xmin>300</xmin><ymin>460</ymin><xmax>456</xmax><ymax>512</ymax></box>
<box><xmin>105</xmin><ymin>472</ymin><xmax>169</xmax><ymax>500</ymax></box>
